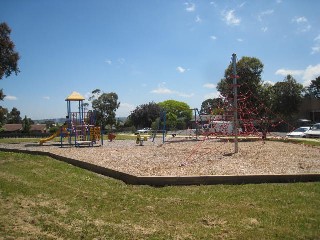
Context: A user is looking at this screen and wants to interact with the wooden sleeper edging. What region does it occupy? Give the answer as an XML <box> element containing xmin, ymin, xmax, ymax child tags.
<box><xmin>1</xmin><ymin>147</ymin><xmax>319</xmax><ymax>186</ymax></box>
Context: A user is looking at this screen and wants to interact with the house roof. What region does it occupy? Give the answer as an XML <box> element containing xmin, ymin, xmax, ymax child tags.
<box><xmin>3</xmin><ymin>124</ymin><xmax>23</xmax><ymax>132</ymax></box>
<box><xmin>30</xmin><ymin>124</ymin><xmax>46</xmax><ymax>131</ymax></box>
<box><xmin>2</xmin><ymin>124</ymin><xmax>46</xmax><ymax>132</ymax></box>
<box><xmin>65</xmin><ymin>91</ymin><xmax>85</xmax><ymax>101</ymax></box>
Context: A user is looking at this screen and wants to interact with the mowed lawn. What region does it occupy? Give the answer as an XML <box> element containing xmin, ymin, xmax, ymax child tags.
<box><xmin>0</xmin><ymin>151</ymin><xmax>319</xmax><ymax>239</ymax></box>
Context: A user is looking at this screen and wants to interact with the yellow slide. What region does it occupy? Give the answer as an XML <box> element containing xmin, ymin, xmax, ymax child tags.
<box><xmin>39</xmin><ymin>129</ymin><xmax>61</xmax><ymax>145</ymax></box>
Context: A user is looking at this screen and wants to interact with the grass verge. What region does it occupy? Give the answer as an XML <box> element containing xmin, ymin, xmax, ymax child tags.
<box><xmin>0</xmin><ymin>151</ymin><xmax>319</xmax><ymax>239</ymax></box>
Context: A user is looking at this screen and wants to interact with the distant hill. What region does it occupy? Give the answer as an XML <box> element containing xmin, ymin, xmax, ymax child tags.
<box><xmin>33</xmin><ymin>118</ymin><xmax>66</xmax><ymax>124</ymax></box>
<box><xmin>117</xmin><ymin>117</ymin><xmax>127</xmax><ymax>122</ymax></box>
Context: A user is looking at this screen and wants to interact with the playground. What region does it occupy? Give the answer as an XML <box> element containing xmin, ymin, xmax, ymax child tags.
<box><xmin>39</xmin><ymin>91</ymin><xmax>103</xmax><ymax>147</ymax></box>
<box><xmin>1</xmin><ymin>137</ymin><xmax>320</xmax><ymax>178</ymax></box>
<box><xmin>9</xmin><ymin>57</ymin><xmax>318</xmax><ymax>183</ymax></box>
<box><xmin>0</xmin><ymin>83</ymin><xmax>318</xmax><ymax>184</ymax></box>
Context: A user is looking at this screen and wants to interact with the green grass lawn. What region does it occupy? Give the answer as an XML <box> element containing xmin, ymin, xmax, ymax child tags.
<box><xmin>0</xmin><ymin>151</ymin><xmax>319</xmax><ymax>239</ymax></box>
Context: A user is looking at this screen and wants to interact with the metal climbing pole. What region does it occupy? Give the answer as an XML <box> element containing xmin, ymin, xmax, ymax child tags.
<box><xmin>162</xmin><ymin>110</ymin><xmax>166</xmax><ymax>143</ymax></box>
<box><xmin>232</xmin><ymin>53</ymin><xmax>239</xmax><ymax>153</ymax></box>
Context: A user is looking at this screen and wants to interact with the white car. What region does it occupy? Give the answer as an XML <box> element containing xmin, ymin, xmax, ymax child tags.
<box><xmin>305</xmin><ymin>123</ymin><xmax>320</xmax><ymax>138</ymax></box>
<box><xmin>286</xmin><ymin>126</ymin><xmax>311</xmax><ymax>138</ymax></box>
<box><xmin>136</xmin><ymin>128</ymin><xmax>151</xmax><ymax>134</ymax></box>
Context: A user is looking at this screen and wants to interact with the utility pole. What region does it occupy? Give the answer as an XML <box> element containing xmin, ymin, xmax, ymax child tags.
<box><xmin>232</xmin><ymin>53</ymin><xmax>239</xmax><ymax>153</ymax></box>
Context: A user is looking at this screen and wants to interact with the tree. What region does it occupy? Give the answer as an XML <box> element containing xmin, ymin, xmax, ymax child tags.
<box><xmin>270</xmin><ymin>75</ymin><xmax>303</xmax><ymax>119</ymax></box>
<box><xmin>217</xmin><ymin>56</ymin><xmax>264</xmax><ymax>104</ymax></box>
<box><xmin>305</xmin><ymin>76</ymin><xmax>320</xmax><ymax>98</ymax></box>
<box><xmin>0</xmin><ymin>22</ymin><xmax>20</xmax><ymax>101</ymax></box>
<box><xmin>22</xmin><ymin>115</ymin><xmax>31</xmax><ymax>133</ymax></box>
<box><xmin>0</xmin><ymin>22</ymin><xmax>20</xmax><ymax>80</ymax></box>
<box><xmin>200</xmin><ymin>98</ymin><xmax>223</xmax><ymax>114</ymax></box>
<box><xmin>89</xmin><ymin>89</ymin><xmax>120</xmax><ymax>130</ymax></box>
<box><xmin>158</xmin><ymin>100</ymin><xmax>192</xmax><ymax>130</ymax></box>
<box><xmin>128</xmin><ymin>102</ymin><xmax>161</xmax><ymax>129</ymax></box>
<box><xmin>0</xmin><ymin>89</ymin><xmax>5</xmax><ymax>102</ymax></box>
<box><xmin>0</xmin><ymin>106</ymin><xmax>8</xmax><ymax>127</ymax></box>
<box><xmin>6</xmin><ymin>107</ymin><xmax>22</xmax><ymax>124</ymax></box>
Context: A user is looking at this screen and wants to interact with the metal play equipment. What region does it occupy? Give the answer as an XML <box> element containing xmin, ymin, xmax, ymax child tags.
<box><xmin>151</xmin><ymin>110</ymin><xmax>166</xmax><ymax>143</ymax></box>
<box><xmin>40</xmin><ymin>91</ymin><xmax>103</xmax><ymax>147</ymax></box>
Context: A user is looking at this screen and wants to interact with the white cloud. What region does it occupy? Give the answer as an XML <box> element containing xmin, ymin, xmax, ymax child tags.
<box><xmin>311</xmin><ymin>35</ymin><xmax>320</xmax><ymax>54</ymax></box>
<box><xmin>204</xmin><ymin>92</ymin><xmax>220</xmax><ymax>99</ymax></box>
<box><xmin>222</xmin><ymin>10</ymin><xmax>241</xmax><ymax>26</ymax></box>
<box><xmin>311</xmin><ymin>46</ymin><xmax>320</xmax><ymax>55</ymax></box>
<box><xmin>118</xmin><ymin>58</ymin><xmax>125</xmax><ymax>64</ymax></box>
<box><xmin>239</xmin><ymin>2</ymin><xmax>246</xmax><ymax>8</ymax></box>
<box><xmin>302</xmin><ymin>64</ymin><xmax>320</xmax><ymax>86</ymax></box>
<box><xmin>176</xmin><ymin>66</ymin><xmax>187</xmax><ymax>73</ymax></box>
<box><xmin>203</xmin><ymin>83</ymin><xmax>216</xmax><ymax>89</ymax></box>
<box><xmin>151</xmin><ymin>86</ymin><xmax>174</xmax><ymax>94</ymax></box>
<box><xmin>116</xmin><ymin>102</ymin><xmax>135</xmax><ymax>117</ymax></box>
<box><xmin>292</xmin><ymin>16</ymin><xmax>311</xmax><ymax>32</ymax></box>
<box><xmin>210</xmin><ymin>35</ymin><xmax>217</xmax><ymax>40</ymax></box>
<box><xmin>237</xmin><ymin>38</ymin><xmax>243</xmax><ymax>42</ymax></box>
<box><xmin>151</xmin><ymin>83</ymin><xmax>193</xmax><ymax>98</ymax></box>
<box><xmin>195</xmin><ymin>15</ymin><xmax>202</xmax><ymax>23</ymax></box>
<box><xmin>84</xmin><ymin>92</ymin><xmax>92</xmax><ymax>100</ymax></box>
<box><xmin>258</xmin><ymin>9</ymin><xmax>274</xmax><ymax>21</ymax></box>
<box><xmin>275</xmin><ymin>64</ymin><xmax>320</xmax><ymax>86</ymax></box>
<box><xmin>4</xmin><ymin>95</ymin><xmax>17</xmax><ymax>100</ymax></box>
<box><xmin>43</xmin><ymin>96</ymin><xmax>50</xmax><ymax>100</ymax></box>
<box><xmin>185</xmin><ymin>2</ymin><xmax>195</xmax><ymax>12</ymax></box>
<box><xmin>294</xmin><ymin>16</ymin><xmax>307</xmax><ymax>23</ymax></box>
<box><xmin>275</xmin><ymin>69</ymin><xmax>304</xmax><ymax>77</ymax></box>
<box><xmin>261</xmin><ymin>27</ymin><xmax>268</xmax><ymax>32</ymax></box>
<box><xmin>105</xmin><ymin>59</ymin><xmax>112</xmax><ymax>65</ymax></box>
<box><xmin>263</xmin><ymin>80</ymin><xmax>275</xmax><ymax>86</ymax></box>
<box><xmin>210</xmin><ymin>1</ymin><xmax>217</xmax><ymax>7</ymax></box>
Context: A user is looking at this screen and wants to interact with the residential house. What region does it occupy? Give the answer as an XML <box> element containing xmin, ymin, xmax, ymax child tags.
<box><xmin>297</xmin><ymin>97</ymin><xmax>320</xmax><ymax>123</ymax></box>
<box><xmin>2</xmin><ymin>124</ymin><xmax>47</xmax><ymax>133</ymax></box>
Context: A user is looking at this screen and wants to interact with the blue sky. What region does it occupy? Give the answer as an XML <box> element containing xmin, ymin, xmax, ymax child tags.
<box><xmin>1</xmin><ymin>0</ymin><xmax>320</xmax><ymax>119</ymax></box>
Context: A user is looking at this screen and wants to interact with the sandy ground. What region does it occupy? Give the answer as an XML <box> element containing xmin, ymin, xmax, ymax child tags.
<box><xmin>1</xmin><ymin>138</ymin><xmax>320</xmax><ymax>177</ymax></box>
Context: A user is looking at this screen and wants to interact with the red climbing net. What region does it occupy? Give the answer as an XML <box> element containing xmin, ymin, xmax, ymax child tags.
<box><xmin>199</xmin><ymin>81</ymin><xmax>294</xmax><ymax>138</ymax></box>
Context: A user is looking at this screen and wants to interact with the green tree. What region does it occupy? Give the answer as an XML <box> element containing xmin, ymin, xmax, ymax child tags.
<box><xmin>200</xmin><ymin>98</ymin><xmax>223</xmax><ymax>114</ymax></box>
<box><xmin>158</xmin><ymin>100</ymin><xmax>192</xmax><ymax>130</ymax></box>
<box><xmin>271</xmin><ymin>75</ymin><xmax>303</xmax><ymax>119</ymax></box>
<box><xmin>0</xmin><ymin>106</ymin><xmax>8</xmax><ymax>127</ymax></box>
<box><xmin>128</xmin><ymin>102</ymin><xmax>161</xmax><ymax>129</ymax></box>
<box><xmin>0</xmin><ymin>89</ymin><xmax>5</xmax><ymax>102</ymax></box>
<box><xmin>22</xmin><ymin>115</ymin><xmax>31</xmax><ymax>133</ymax></box>
<box><xmin>6</xmin><ymin>107</ymin><xmax>22</xmax><ymax>124</ymax></box>
<box><xmin>217</xmin><ymin>56</ymin><xmax>264</xmax><ymax>105</ymax></box>
<box><xmin>305</xmin><ymin>76</ymin><xmax>320</xmax><ymax>98</ymax></box>
<box><xmin>0</xmin><ymin>22</ymin><xmax>20</xmax><ymax>100</ymax></box>
<box><xmin>89</xmin><ymin>89</ymin><xmax>120</xmax><ymax>130</ymax></box>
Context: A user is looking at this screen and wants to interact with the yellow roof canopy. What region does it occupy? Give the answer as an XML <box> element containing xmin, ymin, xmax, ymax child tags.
<box><xmin>65</xmin><ymin>91</ymin><xmax>85</xmax><ymax>101</ymax></box>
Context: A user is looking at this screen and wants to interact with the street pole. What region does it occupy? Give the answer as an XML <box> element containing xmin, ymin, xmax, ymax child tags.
<box><xmin>232</xmin><ymin>53</ymin><xmax>239</xmax><ymax>153</ymax></box>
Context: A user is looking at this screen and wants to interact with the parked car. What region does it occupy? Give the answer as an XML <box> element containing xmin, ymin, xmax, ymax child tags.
<box><xmin>305</xmin><ymin>123</ymin><xmax>320</xmax><ymax>138</ymax></box>
<box><xmin>135</xmin><ymin>128</ymin><xmax>151</xmax><ymax>134</ymax></box>
<box><xmin>286</xmin><ymin>126</ymin><xmax>311</xmax><ymax>138</ymax></box>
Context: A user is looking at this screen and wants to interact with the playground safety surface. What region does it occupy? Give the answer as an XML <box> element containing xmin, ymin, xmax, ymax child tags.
<box><xmin>1</xmin><ymin>138</ymin><xmax>320</xmax><ymax>180</ymax></box>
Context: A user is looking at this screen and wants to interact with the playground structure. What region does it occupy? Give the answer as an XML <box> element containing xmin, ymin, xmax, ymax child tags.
<box><xmin>136</xmin><ymin>133</ymin><xmax>148</xmax><ymax>146</ymax></box>
<box><xmin>40</xmin><ymin>92</ymin><xmax>103</xmax><ymax>147</ymax></box>
<box><xmin>164</xmin><ymin>53</ymin><xmax>295</xmax><ymax>147</ymax></box>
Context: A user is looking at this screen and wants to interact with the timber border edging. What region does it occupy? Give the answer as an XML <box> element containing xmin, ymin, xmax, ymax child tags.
<box><xmin>1</xmin><ymin>147</ymin><xmax>320</xmax><ymax>186</ymax></box>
